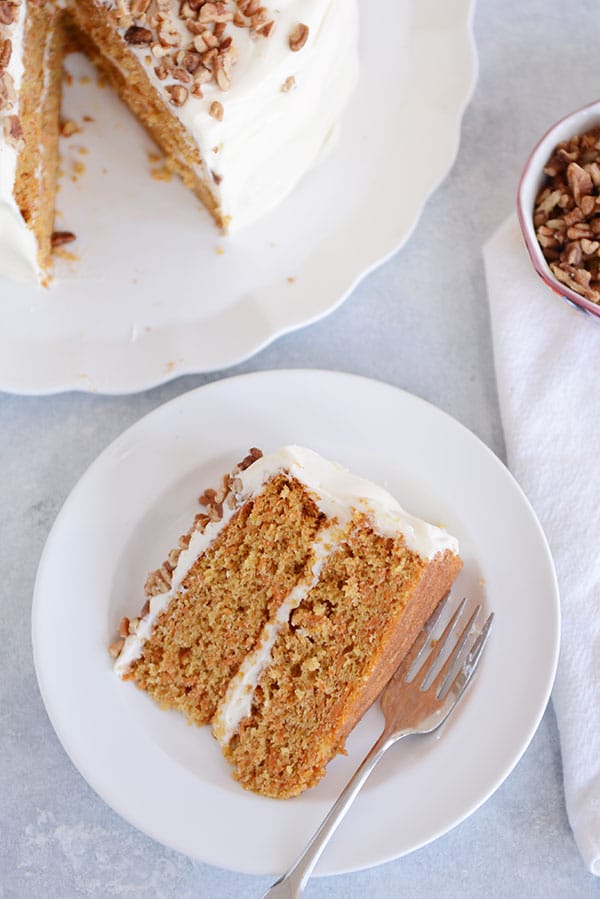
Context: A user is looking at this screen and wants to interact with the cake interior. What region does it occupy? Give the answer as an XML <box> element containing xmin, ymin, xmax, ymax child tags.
<box><xmin>126</xmin><ymin>474</ymin><xmax>326</xmax><ymax>725</ymax></box>
<box><xmin>10</xmin><ymin>0</ymin><xmax>225</xmax><ymax>286</ymax></box>
<box><xmin>120</xmin><ymin>456</ymin><xmax>462</xmax><ymax>800</ymax></box>
<box><xmin>65</xmin><ymin>0</ymin><xmax>222</xmax><ymax>228</ymax></box>
<box><xmin>13</xmin><ymin>2</ymin><xmax>66</xmax><ymax>281</ymax></box>
<box><xmin>222</xmin><ymin>518</ymin><xmax>458</xmax><ymax>798</ymax></box>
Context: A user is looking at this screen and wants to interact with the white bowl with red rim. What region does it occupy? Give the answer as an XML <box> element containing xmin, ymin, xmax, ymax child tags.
<box><xmin>517</xmin><ymin>98</ymin><xmax>600</xmax><ymax>319</ymax></box>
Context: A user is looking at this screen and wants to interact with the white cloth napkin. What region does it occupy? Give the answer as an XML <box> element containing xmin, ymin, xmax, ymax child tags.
<box><xmin>483</xmin><ymin>215</ymin><xmax>600</xmax><ymax>875</ymax></box>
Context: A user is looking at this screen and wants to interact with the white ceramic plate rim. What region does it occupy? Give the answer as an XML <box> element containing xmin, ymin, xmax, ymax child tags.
<box><xmin>1</xmin><ymin>1</ymin><xmax>478</xmax><ymax>395</ymax></box>
<box><xmin>32</xmin><ymin>370</ymin><xmax>560</xmax><ymax>876</ymax></box>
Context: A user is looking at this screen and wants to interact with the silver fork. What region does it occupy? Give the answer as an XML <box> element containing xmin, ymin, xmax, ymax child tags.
<box><xmin>262</xmin><ymin>595</ymin><xmax>494</xmax><ymax>899</ymax></box>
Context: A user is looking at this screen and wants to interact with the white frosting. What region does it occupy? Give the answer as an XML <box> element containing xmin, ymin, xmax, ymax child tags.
<box><xmin>104</xmin><ymin>0</ymin><xmax>359</xmax><ymax>232</ymax></box>
<box><xmin>114</xmin><ymin>445</ymin><xmax>459</xmax><ymax>681</ymax></box>
<box><xmin>0</xmin><ymin>0</ymin><xmax>359</xmax><ymax>283</ymax></box>
<box><xmin>0</xmin><ymin>0</ymin><xmax>43</xmax><ymax>284</ymax></box>
<box><xmin>237</xmin><ymin>446</ymin><xmax>459</xmax><ymax>558</ymax></box>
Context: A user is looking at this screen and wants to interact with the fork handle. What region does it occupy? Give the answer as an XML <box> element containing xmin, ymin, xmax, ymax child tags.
<box><xmin>262</xmin><ymin>728</ymin><xmax>407</xmax><ymax>899</ymax></box>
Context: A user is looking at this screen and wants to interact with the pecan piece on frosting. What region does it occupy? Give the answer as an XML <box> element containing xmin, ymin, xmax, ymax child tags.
<box><xmin>0</xmin><ymin>38</ymin><xmax>12</xmax><ymax>70</ymax></box>
<box><xmin>2</xmin><ymin>113</ymin><xmax>22</xmax><ymax>147</ymax></box>
<box><xmin>0</xmin><ymin>2</ymin><xmax>17</xmax><ymax>26</ymax></box>
<box><xmin>165</xmin><ymin>83</ymin><xmax>189</xmax><ymax>106</ymax></box>
<box><xmin>124</xmin><ymin>25</ymin><xmax>153</xmax><ymax>45</ymax></box>
<box><xmin>209</xmin><ymin>100</ymin><xmax>224</xmax><ymax>120</ymax></box>
<box><xmin>289</xmin><ymin>22</ymin><xmax>309</xmax><ymax>51</ymax></box>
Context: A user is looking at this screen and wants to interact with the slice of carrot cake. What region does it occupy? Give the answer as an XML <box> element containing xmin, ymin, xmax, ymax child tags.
<box><xmin>111</xmin><ymin>446</ymin><xmax>462</xmax><ymax>798</ymax></box>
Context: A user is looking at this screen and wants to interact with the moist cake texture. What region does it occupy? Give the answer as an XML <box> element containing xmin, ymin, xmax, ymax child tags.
<box><xmin>112</xmin><ymin>446</ymin><xmax>463</xmax><ymax>799</ymax></box>
<box><xmin>0</xmin><ymin>0</ymin><xmax>359</xmax><ymax>284</ymax></box>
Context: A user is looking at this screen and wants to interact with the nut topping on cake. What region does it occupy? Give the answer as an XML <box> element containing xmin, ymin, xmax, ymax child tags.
<box><xmin>0</xmin><ymin>37</ymin><xmax>11</xmax><ymax>68</ymax></box>
<box><xmin>289</xmin><ymin>22</ymin><xmax>309</xmax><ymax>51</ymax></box>
<box><xmin>209</xmin><ymin>99</ymin><xmax>224</xmax><ymax>120</ymax></box>
<box><xmin>0</xmin><ymin>2</ymin><xmax>17</xmax><ymax>26</ymax></box>
<box><xmin>104</xmin><ymin>0</ymin><xmax>277</xmax><ymax>109</ymax></box>
<box><xmin>2</xmin><ymin>113</ymin><xmax>21</xmax><ymax>147</ymax></box>
<box><xmin>108</xmin><ymin>638</ymin><xmax>125</xmax><ymax>658</ymax></box>
<box><xmin>124</xmin><ymin>24</ymin><xmax>153</xmax><ymax>44</ymax></box>
<box><xmin>165</xmin><ymin>83</ymin><xmax>188</xmax><ymax>105</ymax></box>
<box><xmin>0</xmin><ymin>4</ymin><xmax>20</xmax><ymax>150</ymax></box>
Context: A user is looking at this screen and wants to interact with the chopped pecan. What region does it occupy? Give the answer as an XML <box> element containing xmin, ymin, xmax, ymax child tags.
<box><xmin>0</xmin><ymin>38</ymin><xmax>11</xmax><ymax>70</ymax></box>
<box><xmin>534</xmin><ymin>126</ymin><xmax>600</xmax><ymax>306</ymax></box>
<box><xmin>0</xmin><ymin>1</ymin><xmax>17</xmax><ymax>26</ymax></box>
<box><xmin>51</xmin><ymin>231</ymin><xmax>76</xmax><ymax>248</ymax></box>
<box><xmin>209</xmin><ymin>100</ymin><xmax>224</xmax><ymax>120</ymax></box>
<box><xmin>108</xmin><ymin>638</ymin><xmax>125</xmax><ymax>659</ymax></box>
<box><xmin>165</xmin><ymin>83</ymin><xmax>189</xmax><ymax>106</ymax></box>
<box><xmin>125</xmin><ymin>25</ymin><xmax>153</xmax><ymax>45</ymax></box>
<box><xmin>2</xmin><ymin>113</ymin><xmax>22</xmax><ymax>147</ymax></box>
<box><xmin>289</xmin><ymin>22</ymin><xmax>309</xmax><ymax>51</ymax></box>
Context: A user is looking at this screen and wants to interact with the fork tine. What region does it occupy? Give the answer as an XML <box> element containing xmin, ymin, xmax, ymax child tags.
<box><xmin>416</xmin><ymin>597</ymin><xmax>468</xmax><ymax>688</ymax></box>
<box><xmin>392</xmin><ymin>591</ymin><xmax>451</xmax><ymax>683</ymax></box>
<box><xmin>443</xmin><ymin>612</ymin><xmax>494</xmax><ymax>706</ymax></box>
<box><xmin>431</xmin><ymin>605</ymin><xmax>480</xmax><ymax>698</ymax></box>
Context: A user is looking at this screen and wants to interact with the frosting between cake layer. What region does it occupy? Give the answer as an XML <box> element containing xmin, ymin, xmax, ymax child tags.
<box><xmin>212</xmin><ymin>523</ymin><xmax>342</xmax><ymax>744</ymax></box>
<box><xmin>114</xmin><ymin>446</ymin><xmax>459</xmax><ymax>679</ymax></box>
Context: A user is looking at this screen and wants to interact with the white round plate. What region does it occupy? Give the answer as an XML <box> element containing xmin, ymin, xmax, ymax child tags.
<box><xmin>32</xmin><ymin>370</ymin><xmax>560</xmax><ymax>876</ymax></box>
<box><xmin>0</xmin><ymin>0</ymin><xmax>477</xmax><ymax>395</ymax></box>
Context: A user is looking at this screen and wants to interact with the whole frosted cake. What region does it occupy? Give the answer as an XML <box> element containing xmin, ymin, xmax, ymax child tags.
<box><xmin>0</xmin><ymin>0</ymin><xmax>359</xmax><ymax>284</ymax></box>
<box><xmin>111</xmin><ymin>446</ymin><xmax>463</xmax><ymax>799</ymax></box>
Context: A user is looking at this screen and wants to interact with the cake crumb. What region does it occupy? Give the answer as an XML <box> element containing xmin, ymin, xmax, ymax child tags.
<box><xmin>287</xmin><ymin>276</ymin><xmax>296</xmax><ymax>284</ymax></box>
<box><xmin>78</xmin><ymin>146</ymin><xmax>89</xmax><ymax>155</ymax></box>
<box><xmin>216</xmin><ymin>245</ymin><xmax>225</xmax><ymax>255</ymax></box>
<box><xmin>150</xmin><ymin>165</ymin><xmax>173</xmax><ymax>182</ymax></box>
<box><xmin>60</xmin><ymin>118</ymin><xmax>80</xmax><ymax>138</ymax></box>
<box><xmin>78</xmin><ymin>75</ymin><xmax>91</xmax><ymax>85</ymax></box>
<box><xmin>83</xmin><ymin>115</ymin><xmax>95</xmax><ymax>123</ymax></box>
<box><xmin>53</xmin><ymin>247</ymin><xmax>79</xmax><ymax>264</ymax></box>
<box><xmin>71</xmin><ymin>160</ymin><xmax>86</xmax><ymax>182</ymax></box>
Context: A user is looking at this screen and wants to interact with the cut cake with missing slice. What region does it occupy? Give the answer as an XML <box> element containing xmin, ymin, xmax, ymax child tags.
<box><xmin>111</xmin><ymin>446</ymin><xmax>463</xmax><ymax>799</ymax></box>
<box><xmin>0</xmin><ymin>0</ymin><xmax>359</xmax><ymax>284</ymax></box>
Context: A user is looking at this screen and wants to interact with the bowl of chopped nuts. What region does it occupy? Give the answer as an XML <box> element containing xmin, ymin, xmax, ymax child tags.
<box><xmin>517</xmin><ymin>99</ymin><xmax>600</xmax><ymax>318</ymax></box>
